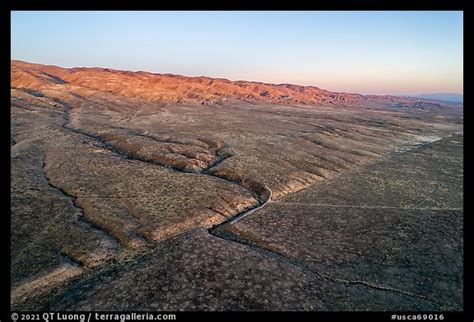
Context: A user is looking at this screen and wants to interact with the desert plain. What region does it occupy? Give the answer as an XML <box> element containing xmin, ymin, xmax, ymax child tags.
<box><xmin>10</xmin><ymin>60</ymin><xmax>463</xmax><ymax>311</ymax></box>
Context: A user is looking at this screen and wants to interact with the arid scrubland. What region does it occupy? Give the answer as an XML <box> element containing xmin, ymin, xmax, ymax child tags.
<box><xmin>11</xmin><ymin>60</ymin><xmax>463</xmax><ymax>310</ymax></box>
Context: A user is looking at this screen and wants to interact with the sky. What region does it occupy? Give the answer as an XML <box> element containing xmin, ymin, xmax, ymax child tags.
<box><xmin>11</xmin><ymin>11</ymin><xmax>463</xmax><ymax>95</ymax></box>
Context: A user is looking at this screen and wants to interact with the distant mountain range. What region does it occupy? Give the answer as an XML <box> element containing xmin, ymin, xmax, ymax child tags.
<box><xmin>410</xmin><ymin>93</ymin><xmax>463</xmax><ymax>103</ymax></box>
<box><xmin>11</xmin><ymin>60</ymin><xmax>461</xmax><ymax>111</ymax></box>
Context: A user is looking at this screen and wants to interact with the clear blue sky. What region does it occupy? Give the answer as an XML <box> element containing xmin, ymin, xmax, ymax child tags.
<box><xmin>11</xmin><ymin>11</ymin><xmax>463</xmax><ymax>95</ymax></box>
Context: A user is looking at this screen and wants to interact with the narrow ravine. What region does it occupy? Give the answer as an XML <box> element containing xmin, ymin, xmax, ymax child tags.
<box><xmin>50</xmin><ymin>95</ymin><xmax>271</xmax><ymax>247</ymax></box>
<box><xmin>41</xmin><ymin>158</ymin><xmax>122</xmax><ymax>252</ymax></box>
